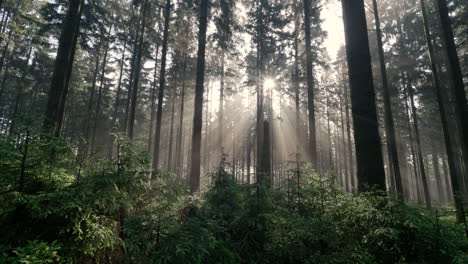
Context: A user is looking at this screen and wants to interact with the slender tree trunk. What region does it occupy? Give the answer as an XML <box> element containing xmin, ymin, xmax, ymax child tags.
<box><xmin>167</xmin><ymin>84</ymin><xmax>177</xmax><ymax>172</ymax></box>
<box><xmin>432</xmin><ymin>144</ymin><xmax>444</xmax><ymax>201</ymax></box>
<box><xmin>406</xmin><ymin>75</ymin><xmax>431</xmax><ymax>209</ymax></box>
<box><xmin>255</xmin><ymin>0</ymin><xmax>264</xmax><ymax>177</ymax></box>
<box><xmin>111</xmin><ymin>39</ymin><xmax>127</xmax><ymax>129</ymax></box>
<box><xmin>148</xmin><ymin>45</ymin><xmax>160</xmax><ymax>152</ymax></box>
<box><xmin>43</xmin><ymin>0</ymin><xmax>84</xmax><ymax>137</ymax></box>
<box><xmin>372</xmin><ymin>0</ymin><xmax>404</xmax><ymax>200</ymax></box>
<box><xmin>219</xmin><ymin>53</ymin><xmax>224</xmax><ymax>153</ymax></box>
<box><xmin>420</xmin><ymin>0</ymin><xmax>465</xmax><ymax>223</ymax></box>
<box><xmin>123</xmin><ymin>9</ymin><xmax>141</xmax><ymax>133</ymax></box>
<box><xmin>303</xmin><ymin>0</ymin><xmax>317</xmax><ymax>168</ymax></box>
<box><xmin>402</xmin><ymin>81</ymin><xmax>421</xmax><ymax>202</ymax></box>
<box><xmin>342</xmin><ymin>0</ymin><xmax>386</xmax><ymax>192</ymax></box>
<box><xmin>343</xmin><ymin>64</ymin><xmax>354</xmax><ymax>191</ymax></box>
<box><xmin>128</xmin><ymin>2</ymin><xmax>148</xmax><ymax>140</ymax></box>
<box><xmin>259</xmin><ymin>121</ymin><xmax>271</xmax><ymax>187</ymax></box>
<box><xmin>91</xmin><ymin>29</ymin><xmax>112</xmax><ymax>153</ymax></box>
<box><xmin>340</xmin><ymin>88</ymin><xmax>349</xmax><ymax>190</ymax></box>
<box><xmin>9</xmin><ymin>45</ymin><xmax>32</xmax><ymax>135</ymax></box>
<box><xmin>326</xmin><ymin>88</ymin><xmax>333</xmax><ymax>171</ymax></box>
<box><xmin>82</xmin><ymin>54</ymin><xmax>101</xmax><ymax>157</ymax></box>
<box><xmin>153</xmin><ymin>0</ymin><xmax>171</xmax><ymax>169</ymax></box>
<box><xmin>189</xmin><ymin>0</ymin><xmax>209</xmax><ymax>193</ymax></box>
<box><xmin>435</xmin><ymin>0</ymin><xmax>468</xmax><ymax>165</ymax></box>
<box><xmin>294</xmin><ymin>34</ymin><xmax>300</xmax><ymax>153</ymax></box>
<box><xmin>176</xmin><ymin>53</ymin><xmax>187</xmax><ymax>177</ymax></box>
<box><xmin>0</xmin><ymin>27</ymin><xmax>12</xmax><ymax>81</ymax></box>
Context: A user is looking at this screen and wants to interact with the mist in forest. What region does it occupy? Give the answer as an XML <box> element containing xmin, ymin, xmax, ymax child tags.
<box><xmin>0</xmin><ymin>0</ymin><xmax>467</xmax><ymax>263</ymax></box>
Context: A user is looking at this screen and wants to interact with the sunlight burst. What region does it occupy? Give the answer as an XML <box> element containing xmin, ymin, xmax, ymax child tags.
<box><xmin>264</xmin><ymin>78</ymin><xmax>276</xmax><ymax>90</ymax></box>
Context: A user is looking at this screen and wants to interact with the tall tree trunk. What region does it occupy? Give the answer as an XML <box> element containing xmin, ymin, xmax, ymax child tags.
<box><xmin>43</xmin><ymin>0</ymin><xmax>84</xmax><ymax>137</ymax></box>
<box><xmin>420</xmin><ymin>0</ymin><xmax>465</xmax><ymax>222</ymax></box>
<box><xmin>167</xmin><ymin>84</ymin><xmax>177</xmax><ymax>172</ymax></box>
<box><xmin>153</xmin><ymin>0</ymin><xmax>171</xmax><ymax>169</ymax></box>
<box><xmin>111</xmin><ymin>39</ymin><xmax>127</xmax><ymax>129</ymax></box>
<box><xmin>189</xmin><ymin>0</ymin><xmax>209</xmax><ymax>193</ymax></box>
<box><xmin>294</xmin><ymin>34</ymin><xmax>300</xmax><ymax>153</ymax></box>
<box><xmin>343</xmin><ymin>63</ymin><xmax>354</xmax><ymax>191</ymax></box>
<box><xmin>219</xmin><ymin>53</ymin><xmax>225</xmax><ymax>153</ymax></box>
<box><xmin>372</xmin><ymin>0</ymin><xmax>404</xmax><ymax>200</ymax></box>
<box><xmin>255</xmin><ymin>0</ymin><xmax>264</xmax><ymax>177</ymax></box>
<box><xmin>9</xmin><ymin>45</ymin><xmax>32</xmax><ymax>135</ymax></box>
<box><xmin>435</xmin><ymin>0</ymin><xmax>468</xmax><ymax>165</ymax></box>
<box><xmin>341</xmin><ymin>0</ymin><xmax>386</xmax><ymax>192</ymax></box>
<box><xmin>406</xmin><ymin>75</ymin><xmax>431</xmax><ymax>209</ymax></box>
<box><xmin>326</xmin><ymin>88</ymin><xmax>333</xmax><ymax>171</ymax></box>
<box><xmin>402</xmin><ymin>81</ymin><xmax>421</xmax><ymax>202</ymax></box>
<box><xmin>82</xmin><ymin>54</ymin><xmax>101</xmax><ymax>157</ymax></box>
<box><xmin>339</xmin><ymin>88</ymin><xmax>349</xmax><ymax>190</ymax></box>
<box><xmin>123</xmin><ymin>9</ymin><xmax>141</xmax><ymax>133</ymax></box>
<box><xmin>176</xmin><ymin>53</ymin><xmax>187</xmax><ymax>177</ymax></box>
<box><xmin>91</xmin><ymin>29</ymin><xmax>112</xmax><ymax>153</ymax></box>
<box><xmin>148</xmin><ymin>45</ymin><xmax>160</xmax><ymax>152</ymax></box>
<box><xmin>302</xmin><ymin>0</ymin><xmax>317</xmax><ymax>168</ymax></box>
<box><xmin>0</xmin><ymin>27</ymin><xmax>12</xmax><ymax>81</ymax></box>
<box><xmin>259</xmin><ymin>120</ymin><xmax>271</xmax><ymax>187</ymax></box>
<box><xmin>432</xmin><ymin>144</ymin><xmax>444</xmax><ymax>201</ymax></box>
<box><xmin>127</xmin><ymin>2</ymin><xmax>147</xmax><ymax>140</ymax></box>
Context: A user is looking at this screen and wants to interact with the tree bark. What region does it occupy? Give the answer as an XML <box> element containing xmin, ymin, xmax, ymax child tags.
<box><xmin>153</xmin><ymin>0</ymin><xmax>171</xmax><ymax>169</ymax></box>
<box><xmin>128</xmin><ymin>2</ymin><xmax>148</xmax><ymax>140</ymax></box>
<box><xmin>302</xmin><ymin>0</ymin><xmax>317</xmax><ymax>168</ymax></box>
<box><xmin>148</xmin><ymin>45</ymin><xmax>160</xmax><ymax>152</ymax></box>
<box><xmin>189</xmin><ymin>0</ymin><xmax>209</xmax><ymax>193</ymax></box>
<box><xmin>372</xmin><ymin>0</ymin><xmax>404</xmax><ymax>200</ymax></box>
<box><xmin>406</xmin><ymin>75</ymin><xmax>431</xmax><ymax>209</ymax></box>
<box><xmin>420</xmin><ymin>0</ymin><xmax>465</xmax><ymax>222</ymax></box>
<box><xmin>219</xmin><ymin>53</ymin><xmax>225</xmax><ymax>153</ymax></box>
<box><xmin>435</xmin><ymin>0</ymin><xmax>468</xmax><ymax>168</ymax></box>
<box><xmin>43</xmin><ymin>0</ymin><xmax>84</xmax><ymax>137</ymax></box>
<box><xmin>176</xmin><ymin>53</ymin><xmax>187</xmax><ymax>177</ymax></box>
<box><xmin>341</xmin><ymin>0</ymin><xmax>386</xmax><ymax>192</ymax></box>
<box><xmin>91</xmin><ymin>27</ymin><xmax>112</xmax><ymax>153</ymax></box>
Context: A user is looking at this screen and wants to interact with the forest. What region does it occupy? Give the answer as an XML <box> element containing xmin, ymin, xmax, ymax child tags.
<box><xmin>0</xmin><ymin>0</ymin><xmax>467</xmax><ymax>263</ymax></box>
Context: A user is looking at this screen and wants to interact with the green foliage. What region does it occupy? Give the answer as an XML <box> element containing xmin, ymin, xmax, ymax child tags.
<box><xmin>1</xmin><ymin>140</ymin><xmax>467</xmax><ymax>263</ymax></box>
<box><xmin>0</xmin><ymin>241</ymin><xmax>61</xmax><ymax>264</ymax></box>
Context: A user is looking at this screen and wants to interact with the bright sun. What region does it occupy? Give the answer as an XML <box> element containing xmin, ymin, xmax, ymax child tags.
<box><xmin>264</xmin><ymin>78</ymin><xmax>276</xmax><ymax>90</ymax></box>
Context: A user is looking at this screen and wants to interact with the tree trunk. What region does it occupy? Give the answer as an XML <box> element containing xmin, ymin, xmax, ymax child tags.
<box><xmin>372</xmin><ymin>0</ymin><xmax>404</xmax><ymax>200</ymax></box>
<box><xmin>343</xmin><ymin>63</ymin><xmax>354</xmax><ymax>191</ymax></box>
<box><xmin>255</xmin><ymin>0</ymin><xmax>264</xmax><ymax>177</ymax></box>
<box><xmin>91</xmin><ymin>28</ymin><xmax>112</xmax><ymax>153</ymax></box>
<box><xmin>432</xmin><ymin>144</ymin><xmax>444</xmax><ymax>201</ymax></box>
<box><xmin>219</xmin><ymin>53</ymin><xmax>225</xmax><ymax>153</ymax></box>
<box><xmin>326</xmin><ymin>87</ymin><xmax>333</xmax><ymax>171</ymax></box>
<box><xmin>9</xmin><ymin>45</ymin><xmax>32</xmax><ymax>135</ymax></box>
<box><xmin>43</xmin><ymin>0</ymin><xmax>84</xmax><ymax>137</ymax></box>
<box><xmin>303</xmin><ymin>0</ymin><xmax>317</xmax><ymax>168</ymax></box>
<box><xmin>341</xmin><ymin>0</ymin><xmax>386</xmax><ymax>192</ymax></box>
<box><xmin>258</xmin><ymin>120</ymin><xmax>271</xmax><ymax>188</ymax></box>
<box><xmin>339</xmin><ymin>88</ymin><xmax>349</xmax><ymax>190</ymax></box>
<box><xmin>111</xmin><ymin>39</ymin><xmax>127</xmax><ymax>129</ymax></box>
<box><xmin>435</xmin><ymin>0</ymin><xmax>468</xmax><ymax>166</ymax></box>
<box><xmin>82</xmin><ymin>54</ymin><xmax>101</xmax><ymax>157</ymax></box>
<box><xmin>420</xmin><ymin>0</ymin><xmax>465</xmax><ymax>222</ymax></box>
<box><xmin>176</xmin><ymin>53</ymin><xmax>187</xmax><ymax>177</ymax></box>
<box><xmin>189</xmin><ymin>0</ymin><xmax>209</xmax><ymax>193</ymax></box>
<box><xmin>406</xmin><ymin>75</ymin><xmax>431</xmax><ymax>209</ymax></box>
<box><xmin>167</xmin><ymin>84</ymin><xmax>177</xmax><ymax>172</ymax></box>
<box><xmin>153</xmin><ymin>0</ymin><xmax>171</xmax><ymax>169</ymax></box>
<box><xmin>127</xmin><ymin>2</ymin><xmax>148</xmax><ymax>140</ymax></box>
<box><xmin>148</xmin><ymin>45</ymin><xmax>160</xmax><ymax>152</ymax></box>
